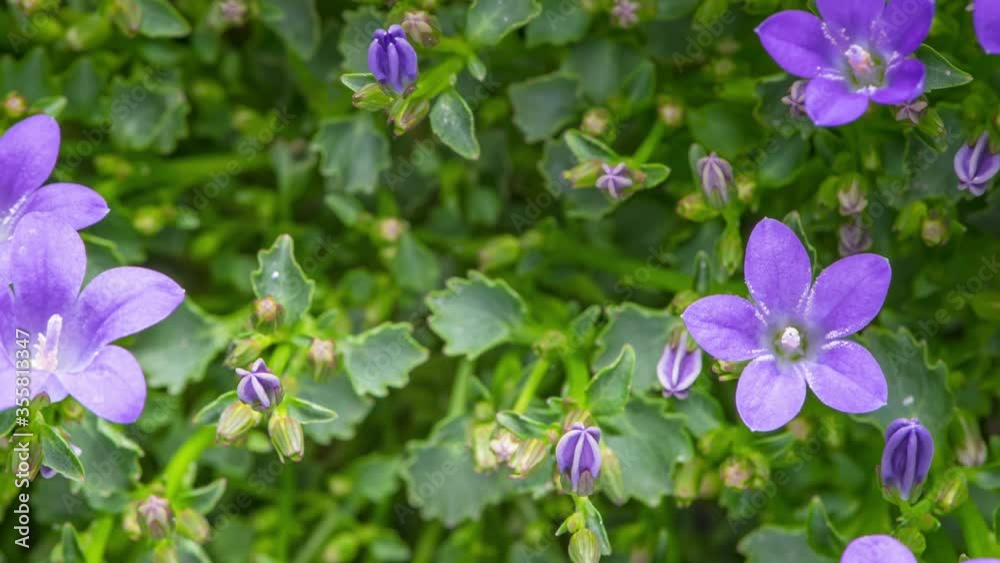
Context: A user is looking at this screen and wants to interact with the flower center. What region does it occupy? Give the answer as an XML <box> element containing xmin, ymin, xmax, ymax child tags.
<box><xmin>844</xmin><ymin>45</ymin><xmax>885</xmax><ymax>89</ymax></box>
<box><xmin>32</xmin><ymin>314</ymin><xmax>63</xmax><ymax>372</ymax></box>
<box><xmin>773</xmin><ymin>325</ymin><xmax>808</xmax><ymax>361</ymax></box>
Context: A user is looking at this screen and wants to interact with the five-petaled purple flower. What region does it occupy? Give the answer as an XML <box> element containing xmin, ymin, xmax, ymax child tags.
<box><xmin>368</xmin><ymin>25</ymin><xmax>419</xmax><ymax>94</ymax></box>
<box><xmin>0</xmin><ymin>214</ymin><xmax>184</xmax><ymax>423</ymax></box>
<box><xmin>976</xmin><ymin>0</ymin><xmax>1000</xmax><ymax>54</ymax></box>
<box><xmin>881</xmin><ymin>418</ymin><xmax>933</xmax><ymax>501</ymax></box>
<box><xmin>0</xmin><ymin>115</ymin><xmax>109</xmax><ymax>281</ymax></box>
<box><xmin>236</xmin><ymin>358</ymin><xmax>283</xmax><ymax>411</ymax></box>
<box><xmin>596</xmin><ymin>163</ymin><xmax>632</xmax><ymax>198</ymax></box>
<box><xmin>757</xmin><ymin>0</ymin><xmax>934</xmax><ymax>127</ymax></box>
<box><xmin>657</xmin><ymin>335</ymin><xmax>702</xmax><ymax>400</ymax></box>
<box><xmin>555</xmin><ymin>423</ymin><xmax>602</xmax><ymax>496</ymax></box>
<box><xmin>840</xmin><ymin>535</ymin><xmax>915</xmax><ymax>563</ymax></box>
<box><xmin>682</xmin><ymin>218</ymin><xmax>891</xmax><ymax>432</ymax></box>
<box><xmin>954</xmin><ymin>133</ymin><xmax>999</xmax><ymax>197</ymax></box>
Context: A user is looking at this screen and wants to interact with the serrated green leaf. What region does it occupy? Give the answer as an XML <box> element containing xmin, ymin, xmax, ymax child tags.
<box><xmin>587</xmin><ymin>345</ymin><xmax>634</xmax><ymax>418</ymax></box>
<box><xmin>312</xmin><ymin>115</ymin><xmax>391</xmax><ymax>194</ymax></box>
<box><xmin>917</xmin><ymin>44</ymin><xmax>973</xmax><ymax>92</ymax></box>
<box><xmin>286</xmin><ymin>395</ymin><xmax>339</xmax><ymax>424</ymax></box>
<box><xmin>342</xmin><ymin>323</ymin><xmax>429</xmax><ymax>397</ymax></box>
<box><xmin>738</xmin><ymin>527</ymin><xmax>834</xmax><ymax>563</ymax></box>
<box><xmin>466</xmin><ymin>0</ymin><xmax>541</xmax><ymax>46</ymax></box>
<box><xmin>193</xmin><ymin>391</ymin><xmax>237</xmax><ymax>424</ymax></box>
<box><xmin>137</xmin><ymin>0</ymin><xmax>191</xmax><ymax>38</ymax></box>
<box><xmin>40</xmin><ymin>425</ymin><xmax>85</xmax><ymax>482</ymax></box>
<box><xmin>427</xmin><ymin>272</ymin><xmax>528</xmax><ymax>358</ymax></box>
<box><xmin>251</xmin><ymin>234</ymin><xmax>316</xmax><ymax>326</ymax></box>
<box><xmin>260</xmin><ymin>0</ymin><xmax>321</xmax><ymax>59</ymax></box>
<box><xmin>133</xmin><ymin>301</ymin><xmax>230</xmax><ymax>395</ymax></box>
<box><xmin>431</xmin><ymin>90</ymin><xmax>480</xmax><ymax>160</ymax></box>
<box><xmin>593</xmin><ymin>303</ymin><xmax>673</xmax><ymax>392</ymax></box>
<box><xmin>509</xmin><ymin>73</ymin><xmax>579</xmax><ymax>143</ymax></box>
<box><xmin>806</xmin><ymin>497</ymin><xmax>846</xmax><ymax>557</ymax></box>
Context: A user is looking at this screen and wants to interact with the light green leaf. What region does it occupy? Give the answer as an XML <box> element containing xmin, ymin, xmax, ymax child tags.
<box><xmin>431</xmin><ymin>90</ymin><xmax>480</xmax><ymax>160</ymax></box>
<box><xmin>40</xmin><ymin>425</ymin><xmax>85</xmax><ymax>482</ymax></box>
<box><xmin>639</xmin><ymin>163</ymin><xmax>671</xmax><ymax>189</ymax></box>
<box><xmin>178</xmin><ymin>478</ymin><xmax>228</xmax><ymax>513</ymax></box>
<box><xmin>495</xmin><ymin>410</ymin><xmax>551</xmax><ymax>439</ymax></box>
<box><xmin>341</xmin><ymin>323</ymin><xmax>430</xmax><ymax>397</ymax></box>
<box><xmin>137</xmin><ymin>0</ymin><xmax>191</xmax><ymax>38</ymax></box>
<box><xmin>564</xmin><ymin>129</ymin><xmax>618</xmax><ymax>161</ymax></box>
<box><xmin>427</xmin><ymin>272</ymin><xmax>528</xmax><ymax>358</ymax></box>
<box><xmin>593</xmin><ymin>303</ymin><xmax>673</xmax><ymax>392</ymax></box>
<box><xmin>509</xmin><ymin>73</ymin><xmax>579</xmax><ymax>143</ymax></box>
<box><xmin>526</xmin><ymin>0</ymin><xmax>591</xmax><ymax>47</ymax></box>
<box><xmin>918</xmin><ymin>44</ymin><xmax>973</xmax><ymax>91</ymax></box>
<box><xmin>563</xmin><ymin>39</ymin><xmax>642</xmax><ymax>104</ymax></box>
<box><xmin>352</xmin><ymin>454</ymin><xmax>402</xmax><ymax>502</ymax></box>
<box><xmin>192</xmin><ymin>391</ymin><xmax>237</xmax><ymax>424</ymax></box>
<box><xmin>110</xmin><ymin>78</ymin><xmax>190</xmax><ymax>154</ymax></box>
<box><xmin>260</xmin><ymin>0</ymin><xmax>321</xmax><ymax>59</ymax></box>
<box><xmin>466</xmin><ymin>0</ymin><xmax>542</xmax><ymax>46</ymax></box>
<box><xmin>341</xmin><ymin>73</ymin><xmax>376</xmax><ymax>92</ymax></box>
<box><xmin>587</xmin><ymin>345</ymin><xmax>634</xmax><ymax>418</ymax></box>
<box><xmin>687</xmin><ymin>102</ymin><xmax>758</xmax><ymax>158</ymax></box>
<box><xmin>671</xmin><ymin>388</ymin><xmax>724</xmax><ymax>438</ymax></box>
<box><xmin>133</xmin><ymin>302</ymin><xmax>230</xmax><ymax>395</ymax></box>
<box><xmin>251</xmin><ymin>234</ymin><xmax>316</xmax><ymax>326</ymax></box>
<box><xmin>299</xmin><ymin>375</ymin><xmax>375</xmax><ymax>443</ymax></box>
<box><xmin>312</xmin><ymin>115</ymin><xmax>391</xmax><ymax>194</ymax></box>
<box><xmin>806</xmin><ymin>497</ymin><xmax>847</xmax><ymax>557</ymax></box>
<box><xmin>738</xmin><ymin>527</ymin><xmax>834</xmax><ymax>563</ymax></box>
<box><xmin>286</xmin><ymin>395</ymin><xmax>339</xmax><ymax>424</ymax></box>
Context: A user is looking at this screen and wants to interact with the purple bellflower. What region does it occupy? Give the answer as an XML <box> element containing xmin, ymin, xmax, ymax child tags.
<box><xmin>555</xmin><ymin>423</ymin><xmax>602</xmax><ymax>496</ymax></box>
<box><xmin>0</xmin><ymin>214</ymin><xmax>185</xmax><ymax>424</ymax></box>
<box><xmin>757</xmin><ymin>0</ymin><xmax>934</xmax><ymax>127</ymax></box>
<box><xmin>236</xmin><ymin>358</ymin><xmax>284</xmax><ymax>411</ymax></box>
<box><xmin>840</xmin><ymin>535</ymin><xmax>915</xmax><ymax>563</ymax></box>
<box><xmin>954</xmin><ymin>133</ymin><xmax>999</xmax><ymax>197</ymax></box>
<box><xmin>976</xmin><ymin>0</ymin><xmax>1000</xmax><ymax>54</ymax></box>
<box><xmin>368</xmin><ymin>25</ymin><xmax>419</xmax><ymax>94</ymax></box>
<box><xmin>596</xmin><ymin>163</ymin><xmax>632</xmax><ymax>198</ymax></box>
<box><xmin>0</xmin><ymin>115</ymin><xmax>109</xmax><ymax>281</ymax></box>
<box><xmin>657</xmin><ymin>334</ymin><xmax>702</xmax><ymax>399</ymax></box>
<box><xmin>881</xmin><ymin>418</ymin><xmax>933</xmax><ymax>501</ymax></box>
<box><xmin>682</xmin><ymin>218</ymin><xmax>891</xmax><ymax>432</ymax></box>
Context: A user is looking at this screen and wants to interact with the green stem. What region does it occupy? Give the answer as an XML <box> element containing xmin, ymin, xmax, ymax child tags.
<box><xmin>563</xmin><ymin>353</ymin><xmax>590</xmax><ymax>405</ymax></box>
<box><xmin>163</xmin><ymin>426</ymin><xmax>215</xmax><ymax>499</ymax></box>
<box><xmin>956</xmin><ymin>499</ymin><xmax>1000</xmax><ymax>557</ymax></box>
<box><xmin>411</xmin><ymin>522</ymin><xmax>443</xmax><ymax>563</ymax></box>
<box><xmin>633</xmin><ymin>120</ymin><xmax>667</xmax><ymax>164</ymax></box>
<box><xmin>448</xmin><ymin>359</ymin><xmax>474</xmax><ymax>417</ymax></box>
<box><xmin>513</xmin><ymin>357</ymin><xmax>551</xmax><ymax>414</ymax></box>
<box><xmin>84</xmin><ymin>516</ymin><xmax>113</xmax><ymax>563</ymax></box>
<box><xmin>293</xmin><ymin>506</ymin><xmax>342</xmax><ymax>563</ymax></box>
<box><xmin>545</xmin><ymin>232</ymin><xmax>692</xmax><ymax>293</ymax></box>
<box><xmin>277</xmin><ymin>465</ymin><xmax>296</xmax><ymax>560</ymax></box>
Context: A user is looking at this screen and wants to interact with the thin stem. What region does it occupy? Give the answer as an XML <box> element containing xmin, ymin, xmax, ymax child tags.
<box><xmin>84</xmin><ymin>516</ymin><xmax>113</xmax><ymax>563</ymax></box>
<box><xmin>563</xmin><ymin>353</ymin><xmax>590</xmax><ymax>405</ymax></box>
<box><xmin>513</xmin><ymin>357</ymin><xmax>551</xmax><ymax>414</ymax></box>
<box><xmin>633</xmin><ymin>120</ymin><xmax>667</xmax><ymax>164</ymax></box>
<box><xmin>277</xmin><ymin>465</ymin><xmax>296</xmax><ymax>560</ymax></box>
<box><xmin>411</xmin><ymin>522</ymin><xmax>443</xmax><ymax>563</ymax></box>
<box><xmin>448</xmin><ymin>359</ymin><xmax>474</xmax><ymax>417</ymax></box>
<box><xmin>292</xmin><ymin>506</ymin><xmax>342</xmax><ymax>563</ymax></box>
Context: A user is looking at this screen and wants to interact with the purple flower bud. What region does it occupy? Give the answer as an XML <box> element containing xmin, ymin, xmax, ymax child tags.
<box><xmin>881</xmin><ymin>418</ymin><xmax>934</xmax><ymax>501</ymax></box>
<box><xmin>837</xmin><ymin>181</ymin><xmax>868</xmax><ymax>216</ymax></box>
<box><xmin>555</xmin><ymin>423</ymin><xmax>602</xmax><ymax>496</ymax></box>
<box><xmin>838</xmin><ymin>220</ymin><xmax>872</xmax><ymax>257</ymax></box>
<box><xmin>401</xmin><ymin>11</ymin><xmax>438</xmax><ymax>48</ymax></box>
<box><xmin>236</xmin><ymin>359</ymin><xmax>284</xmax><ymax>411</ymax></box>
<box><xmin>137</xmin><ymin>495</ymin><xmax>173</xmax><ymax>540</ymax></box>
<box><xmin>954</xmin><ymin>133</ymin><xmax>1000</xmax><ymax>197</ymax></box>
<box><xmin>610</xmin><ymin>0</ymin><xmax>640</xmax><ymax>28</ymax></box>
<box><xmin>40</xmin><ymin>443</ymin><xmax>82</xmax><ymax>479</ymax></box>
<box><xmin>657</xmin><ymin>334</ymin><xmax>702</xmax><ymax>399</ymax></box>
<box><xmin>595</xmin><ymin>163</ymin><xmax>633</xmax><ymax>198</ymax></box>
<box><xmin>697</xmin><ymin>152</ymin><xmax>733</xmax><ymax>206</ymax></box>
<box><xmin>368</xmin><ymin>25</ymin><xmax>419</xmax><ymax>94</ymax></box>
<box><xmin>781</xmin><ymin>80</ymin><xmax>807</xmax><ymax>118</ymax></box>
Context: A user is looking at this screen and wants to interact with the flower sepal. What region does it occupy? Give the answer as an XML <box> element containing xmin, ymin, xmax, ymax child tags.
<box><xmin>351</xmin><ymin>82</ymin><xmax>396</xmax><ymax>112</ymax></box>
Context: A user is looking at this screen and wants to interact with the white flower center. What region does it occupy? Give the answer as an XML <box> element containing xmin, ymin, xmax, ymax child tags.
<box><xmin>32</xmin><ymin>314</ymin><xmax>63</xmax><ymax>372</ymax></box>
<box><xmin>779</xmin><ymin>327</ymin><xmax>802</xmax><ymax>353</ymax></box>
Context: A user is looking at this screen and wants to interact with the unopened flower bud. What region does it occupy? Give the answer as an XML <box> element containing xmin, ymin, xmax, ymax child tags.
<box><xmin>216</xmin><ymin>401</ymin><xmax>261</xmax><ymax>444</ymax></box>
<box><xmin>595</xmin><ymin>163</ymin><xmax>633</xmax><ymax>198</ymax></box>
<box><xmin>269</xmin><ymin>412</ymin><xmax>305</xmax><ymax>463</ymax></box>
<box><xmin>581</xmin><ymin>108</ymin><xmax>611</xmax><ymax>137</ymax></box>
<box><xmin>569</xmin><ymin>528</ymin><xmax>601</xmax><ymax>563</ymax></box>
<box><xmin>401</xmin><ymin>10</ymin><xmax>438</xmax><ymax>47</ymax></box>
<box><xmin>610</xmin><ymin>0</ymin><xmax>640</xmax><ymax>28</ymax></box>
<box><xmin>478</xmin><ymin>235</ymin><xmax>521</xmax><ymax>272</ymax></box>
<box><xmin>236</xmin><ymin>359</ymin><xmax>283</xmax><ymax>411</ymax></box>
<box><xmin>489</xmin><ymin>430</ymin><xmax>520</xmax><ymax>464</ymax></box>
<box><xmin>781</xmin><ymin>80</ymin><xmax>807</xmax><ymax>118</ymax></box>
<box><xmin>376</xmin><ymin>217</ymin><xmax>405</xmax><ymax>242</ymax></box>
<box><xmin>838</xmin><ymin>220</ymin><xmax>873</xmax><ymax>257</ymax></box>
<box><xmin>953</xmin><ymin>412</ymin><xmax>987</xmax><ymax>467</ymax></box>
<box><xmin>217</xmin><ymin>0</ymin><xmax>248</xmax><ymax>25</ymax></box>
<box><xmin>473</xmin><ymin>423</ymin><xmax>499</xmax><ymax>472</ymax></box>
<box><xmin>597</xmin><ymin>446</ymin><xmax>625</xmax><ymax>505</ymax></box>
<box><xmin>556</xmin><ymin>424</ymin><xmax>602</xmax><ymax>496</ymax></box>
<box><xmin>837</xmin><ymin>181</ymin><xmax>868</xmax><ymax>216</ymax></box>
<box><xmin>697</xmin><ymin>153</ymin><xmax>733</xmax><ymax>207</ymax></box>
<box><xmin>509</xmin><ymin>438</ymin><xmax>549</xmax><ymax>478</ymax></box>
<box><xmin>676</xmin><ymin>192</ymin><xmax>718</xmax><ymax>222</ymax></box>
<box><xmin>721</xmin><ymin>457</ymin><xmax>754</xmax><ymax>490</ymax></box>
<box><xmin>719</xmin><ymin>227</ymin><xmax>743</xmax><ymax>275</ymax></box>
<box><xmin>674</xmin><ymin>459</ymin><xmax>702</xmax><ymax>506</ymax></box>
<box><xmin>308</xmin><ymin>338</ymin><xmax>337</xmax><ymax>378</ymax></box>
<box><xmin>252</xmin><ymin>296</ymin><xmax>284</xmax><ymax>329</ymax></box>
<box><xmin>921</xmin><ymin>214</ymin><xmax>949</xmax><ymax>247</ymax></box>
<box><xmin>138</xmin><ymin>495</ymin><xmax>173</xmax><ymax>540</ymax></box>
<box><xmin>563</xmin><ymin>161</ymin><xmax>602</xmax><ymax>189</ymax></box>
<box><xmin>657</xmin><ymin>332</ymin><xmax>702</xmax><ymax>400</ymax></box>
<box><xmin>352</xmin><ymin>82</ymin><xmax>395</xmax><ymax>111</ymax></box>
<box><xmin>176</xmin><ymin>508</ymin><xmax>211</xmax><ymax>544</ymax></box>
<box><xmin>3</xmin><ymin>92</ymin><xmax>27</xmax><ymax>118</ymax></box>
<box><xmin>932</xmin><ymin>469</ymin><xmax>967</xmax><ymax>513</ymax></box>
<box><xmin>895</xmin><ymin>98</ymin><xmax>928</xmax><ymax>125</ymax></box>
<box><xmin>152</xmin><ymin>542</ymin><xmax>179</xmax><ymax>563</ymax></box>
<box><xmin>224</xmin><ymin>335</ymin><xmax>269</xmax><ymax>368</ymax></box>
<box><xmin>881</xmin><ymin>418</ymin><xmax>933</xmax><ymax>502</ymax></box>
<box><xmin>657</xmin><ymin>97</ymin><xmax>684</xmax><ymax>127</ymax></box>
<box><xmin>392</xmin><ymin>97</ymin><xmax>430</xmax><ymax>135</ymax></box>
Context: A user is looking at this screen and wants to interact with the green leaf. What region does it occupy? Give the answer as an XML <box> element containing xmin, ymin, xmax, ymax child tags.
<box><xmin>312</xmin><ymin>115</ymin><xmax>391</xmax><ymax>194</ymax></box>
<box><xmin>563</xmin><ymin>39</ymin><xmax>642</xmax><ymax>104</ymax></box>
<box><xmin>39</xmin><ymin>425</ymin><xmax>85</xmax><ymax>482</ymax></box>
<box><xmin>178</xmin><ymin>478</ymin><xmax>228</xmax><ymax>513</ymax></box>
<box><xmin>525</xmin><ymin>0</ymin><xmax>591</xmax><ymax>47</ymax></box>
<box><xmin>738</xmin><ymin>527</ymin><xmax>834</xmax><ymax>563</ymax></box>
<box><xmin>671</xmin><ymin>388</ymin><xmax>724</xmax><ymax>438</ymax></box>
<box><xmin>587</xmin><ymin>345</ymin><xmax>634</xmax><ymax>418</ymax></box>
<box><xmin>251</xmin><ymin>234</ymin><xmax>316</xmax><ymax>326</ymax></box>
<box><xmin>917</xmin><ymin>45</ymin><xmax>973</xmax><ymax>91</ymax></box>
<box><xmin>509</xmin><ymin>73</ymin><xmax>579</xmax><ymax>143</ymax></box>
<box><xmin>654</xmin><ymin>0</ymin><xmax>699</xmax><ymax>20</ymax></box>
<box><xmin>133</xmin><ymin>301</ymin><xmax>230</xmax><ymax>395</ymax></box>
<box><xmin>856</xmin><ymin>327</ymin><xmax>954</xmax><ymax>438</ymax></box>
<box><xmin>593</xmin><ymin>303</ymin><xmax>673</xmax><ymax>392</ymax></box>
<box><xmin>260</xmin><ymin>0</ymin><xmax>321</xmax><ymax>59</ymax></box>
<box><xmin>341</xmin><ymin>323</ymin><xmax>430</xmax><ymax>397</ymax></box>
<box><xmin>427</xmin><ymin>272</ymin><xmax>528</xmax><ymax>358</ymax></box>
<box><xmin>192</xmin><ymin>391</ymin><xmax>237</xmax><ymax>424</ymax></box>
<box><xmin>341</xmin><ymin>73</ymin><xmax>376</xmax><ymax>92</ymax></box>
<box><xmin>299</xmin><ymin>375</ymin><xmax>375</xmax><ymax>443</ymax></box>
<box><xmin>352</xmin><ymin>454</ymin><xmax>402</xmax><ymax>502</ymax></box>
<box><xmin>338</xmin><ymin>7</ymin><xmax>384</xmax><ymax>72</ymax></box>
<box><xmin>495</xmin><ymin>410</ymin><xmax>551</xmax><ymax>439</ymax></box>
<box><xmin>466</xmin><ymin>0</ymin><xmax>542</xmax><ymax>46</ymax></box>
<box><xmin>687</xmin><ymin>102</ymin><xmax>758</xmax><ymax>158</ymax></box>
<box><xmin>137</xmin><ymin>0</ymin><xmax>191</xmax><ymax>38</ymax></box>
<box><xmin>390</xmin><ymin>231</ymin><xmax>441</xmax><ymax>294</ymax></box>
<box><xmin>639</xmin><ymin>163</ymin><xmax>671</xmax><ymax>189</ymax></box>
<box><xmin>970</xmin><ymin>291</ymin><xmax>1000</xmax><ymax>321</ymax></box>
<box><xmin>603</xmin><ymin>399</ymin><xmax>693</xmax><ymax>505</ymax></box>
<box><xmin>65</xmin><ymin>415</ymin><xmax>143</xmax><ymax>511</ymax></box>
<box><xmin>431</xmin><ymin>90</ymin><xmax>481</xmax><ymax>160</ymax></box>
<box><xmin>286</xmin><ymin>395</ymin><xmax>339</xmax><ymax>424</ymax></box>
<box><xmin>60</xmin><ymin>524</ymin><xmax>86</xmax><ymax>563</ymax></box>
<box><xmin>110</xmin><ymin>77</ymin><xmax>190</xmax><ymax>154</ymax></box>
<box><xmin>564</xmin><ymin>129</ymin><xmax>618</xmax><ymax>161</ymax></box>
<box><xmin>806</xmin><ymin>497</ymin><xmax>846</xmax><ymax>557</ymax></box>
<box><xmin>402</xmin><ymin>417</ymin><xmax>510</xmax><ymax>526</ymax></box>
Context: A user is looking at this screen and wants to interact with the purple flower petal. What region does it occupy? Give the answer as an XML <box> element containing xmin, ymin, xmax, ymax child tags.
<box><xmin>870</xmin><ymin>59</ymin><xmax>925</xmax><ymax>105</ymax></box>
<box><xmin>875</xmin><ymin>0</ymin><xmax>934</xmax><ymax>56</ymax></box>
<box><xmin>0</xmin><ymin>115</ymin><xmax>60</xmax><ymax>212</ymax></box>
<box><xmin>756</xmin><ymin>11</ymin><xmax>838</xmax><ymax>78</ymax></box>
<box><xmin>395</xmin><ymin>35</ymin><xmax>419</xmax><ymax>83</ymax></box>
<box><xmin>10</xmin><ymin>214</ymin><xmax>86</xmax><ymax>335</ymax></box>
<box><xmin>736</xmin><ymin>358</ymin><xmax>807</xmax><ymax>432</ymax></box>
<box><xmin>976</xmin><ymin>0</ymin><xmax>1000</xmax><ymax>54</ymax></box>
<box><xmin>61</xmin><ymin>267</ymin><xmax>185</xmax><ymax>370</ymax></box>
<box><xmin>840</xmin><ymin>535</ymin><xmax>916</xmax><ymax>563</ymax></box>
<box><xmin>21</xmin><ymin>183</ymin><xmax>109</xmax><ymax>230</ymax></box>
<box><xmin>807</xmin><ymin>253</ymin><xmax>891</xmax><ymax>339</ymax></box>
<box><xmin>56</xmin><ymin>345</ymin><xmax>146</xmax><ymax>424</ymax></box>
<box><xmin>657</xmin><ymin>341</ymin><xmax>702</xmax><ymax>395</ymax></box>
<box><xmin>368</xmin><ymin>39</ymin><xmax>387</xmax><ymax>82</ymax></box>
<box><xmin>803</xmin><ymin>340</ymin><xmax>887</xmax><ymax>414</ymax></box>
<box><xmin>744</xmin><ymin>218</ymin><xmax>813</xmax><ymax>317</ymax></box>
<box><xmin>817</xmin><ymin>0</ymin><xmax>883</xmax><ymax>44</ymax></box>
<box><xmin>387</xmin><ymin>43</ymin><xmax>402</xmax><ymax>93</ymax></box>
<box><xmin>555</xmin><ymin>425</ymin><xmax>583</xmax><ymax>473</ymax></box>
<box><xmin>682</xmin><ymin>295</ymin><xmax>767</xmax><ymax>362</ymax></box>
<box><xmin>805</xmin><ymin>76</ymin><xmax>870</xmax><ymax>127</ymax></box>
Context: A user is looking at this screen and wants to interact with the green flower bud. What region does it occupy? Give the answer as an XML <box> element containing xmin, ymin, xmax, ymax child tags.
<box><xmin>677</xmin><ymin>192</ymin><xmax>719</xmax><ymax>222</ymax></box>
<box><xmin>137</xmin><ymin>495</ymin><xmax>173</xmax><ymax>540</ymax></box>
<box><xmin>478</xmin><ymin>235</ymin><xmax>521</xmax><ymax>272</ymax></box>
<box><xmin>216</xmin><ymin>401</ymin><xmax>261</xmax><ymax>445</ymax></box>
<box><xmin>9</xmin><ymin>432</ymin><xmax>41</xmax><ymax>483</ymax></box>
<box><xmin>152</xmin><ymin>542</ymin><xmax>179</xmax><ymax>563</ymax></box>
<box><xmin>674</xmin><ymin>459</ymin><xmax>702</xmax><ymax>506</ymax></box>
<box><xmin>562</xmin><ymin>161</ymin><xmax>602</xmax><ymax>189</ymax></box>
<box><xmin>564</xmin><ymin>512</ymin><xmax>585</xmax><ymax>534</ymax></box>
<box><xmin>392</xmin><ymin>97</ymin><xmax>430</xmax><ymax>136</ymax></box>
<box><xmin>719</xmin><ymin>227</ymin><xmax>744</xmax><ymax>275</ymax></box>
<box><xmin>352</xmin><ymin>82</ymin><xmax>394</xmax><ymax>112</ymax></box>
<box><xmin>509</xmin><ymin>438</ymin><xmax>548</xmax><ymax>478</ymax></box>
<box><xmin>569</xmin><ymin>528</ymin><xmax>601</xmax><ymax>563</ymax></box>
<box><xmin>307</xmin><ymin>338</ymin><xmax>337</xmax><ymax>379</ymax></box>
<box><xmin>921</xmin><ymin>213</ymin><xmax>949</xmax><ymax>247</ymax></box>
<box><xmin>252</xmin><ymin>296</ymin><xmax>284</xmax><ymax>330</ymax></box>
<box><xmin>599</xmin><ymin>446</ymin><xmax>626</xmax><ymax>505</ymax></box>
<box><xmin>401</xmin><ymin>10</ymin><xmax>439</xmax><ymax>47</ymax></box>
<box><xmin>224</xmin><ymin>335</ymin><xmax>270</xmax><ymax>368</ymax></box>
<box><xmin>895</xmin><ymin>525</ymin><xmax>927</xmax><ymax>555</ymax></box>
<box><xmin>3</xmin><ymin>92</ymin><xmax>27</xmax><ymax>118</ymax></box>
<box><xmin>932</xmin><ymin>469</ymin><xmax>968</xmax><ymax>514</ymax></box>
<box><xmin>268</xmin><ymin>412</ymin><xmax>305</xmax><ymax>463</ymax></box>
<box><xmin>657</xmin><ymin>97</ymin><xmax>684</xmax><ymax>128</ymax></box>
<box><xmin>953</xmin><ymin>412</ymin><xmax>987</xmax><ymax>467</ymax></box>
<box><xmin>581</xmin><ymin>108</ymin><xmax>611</xmax><ymax>137</ymax></box>
<box><xmin>122</xmin><ymin>500</ymin><xmax>142</xmax><ymax>540</ymax></box>
<box><xmin>472</xmin><ymin>422</ymin><xmax>499</xmax><ymax>472</ymax></box>
<box><xmin>176</xmin><ymin>508</ymin><xmax>211</xmax><ymax>544</ymax></box>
